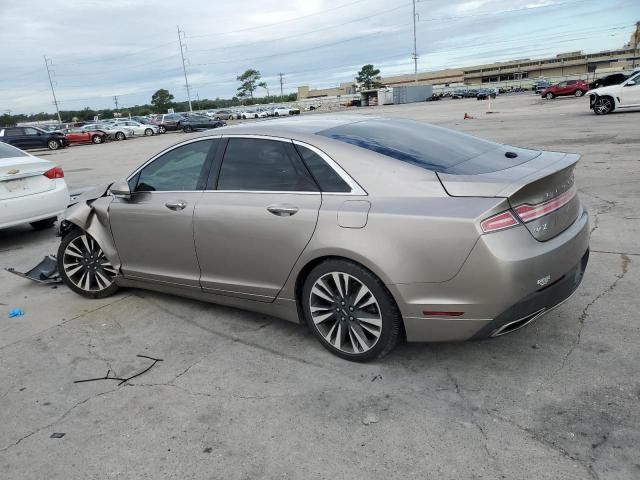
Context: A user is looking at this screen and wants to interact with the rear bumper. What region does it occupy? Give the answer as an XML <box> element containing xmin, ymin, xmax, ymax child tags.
<box><xmin>392</xmin><ymin>210</ymin><xmax>590</xmax><ymax>342</ymax></box>
<box><xmin>0</xmin><ymin>180</ymin><xmax>69</xmax><ymax>229</ymax></box>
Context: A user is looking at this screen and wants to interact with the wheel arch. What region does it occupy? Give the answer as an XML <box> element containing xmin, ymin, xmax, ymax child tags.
<box><xmin>291</xmin><ymin>254</ymin><xmax>406</xmax><ymax>337</ymax></box>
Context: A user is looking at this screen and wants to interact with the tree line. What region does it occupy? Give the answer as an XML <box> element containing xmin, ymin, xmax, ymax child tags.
<box><xmin>1</xmin><ymin>64</ymin><xmax>380</xmax><ymax>126</ymax></box>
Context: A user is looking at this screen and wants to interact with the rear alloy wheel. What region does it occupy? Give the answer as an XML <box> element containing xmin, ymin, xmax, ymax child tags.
<box><xmin>115</xmin><ymin>132</ymin><xmax>125</xmax><ymax>141</ymax></box>
<box><xmin>158</xmin><ymin>125</ymin><xmax>167</xmax><ymax>134</ymax></box>
<box><xmin>144</xmin><ymin>128</ymin><xmax>153</xmax><ymax>136</ymax></box>
<box><xmin>30</xmin><ymin>217</ymin><xmax>56</xmax><ymax>230</ymax></box>
<box><xmin>593</xmin><ymin>96</ymin><xmax>614</xmax><ymax>115</ymax></box>
<box><xmin>302</xmin><ymin>260</ymin><xmax>401</xmax><ymax>361</ymax></box>
<box><xmin>575</xmin><ymin>90</ymin><xmax>585</xmax><ymax>97</ymax></box>
<box><xmin>91</xmin><ymin>135</ymin><xmax>103</xmax><ymax>144</ymax></box>
<box><xmin>545</xmin><ymin>92</ymin><xmax>554</xmax><ymax>100</ymax></box>
<box><xmin>47</xmin><ymin>139</ymin><xmax>60</xmax><ymax>150</ymax></box>
<box><xmin>58</xmin><ymin>230</ymin><xmax>119</xmax><ymax>298</ymax></box>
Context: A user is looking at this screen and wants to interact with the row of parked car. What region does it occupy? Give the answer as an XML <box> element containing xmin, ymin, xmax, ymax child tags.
<box><xmin>205</xmin><ymin>104</ymin><xmax>301</xmax><ymax>120</ymax></box>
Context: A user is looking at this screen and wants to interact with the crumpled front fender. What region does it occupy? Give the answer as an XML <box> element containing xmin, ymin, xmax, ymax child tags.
<box><xmin>59</xmin><ymin>183</ymin><xmax>122</xmax><ymax>270</ymax></box>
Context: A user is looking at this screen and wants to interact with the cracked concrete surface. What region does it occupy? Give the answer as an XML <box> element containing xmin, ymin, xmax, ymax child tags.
<box><xmin>1</xmin><ymin>95</ymin><xmax>639</xmax><ymax>479</ymax></box>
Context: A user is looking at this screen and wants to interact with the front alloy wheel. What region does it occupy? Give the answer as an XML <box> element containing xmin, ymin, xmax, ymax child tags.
<box><xmin>545</xmin><ymin>92</ymin><xmax>554</xmax><ymax>100</ymax></box>
<box><xmin>593</xmin><ymin>96</ymin><xmax>614</xmax><ymax>115</ymax></box>
<box><xmin>115</xmin><ymin>132</ymin><xmax>125</xmax><ymax>140</ymax></box>
<box><xmin>47</xmin><ymin>139</ymin><xmax>60</xmax><ymax>150</ymax></box>
<box><xmin>144</xmin><ymin>128</ymin><xmax>153</xmax><ymax>136</ymax></box>
<box><xmin>302</xmin><ymin>260</ymin><xmax>401</xmax><ymax>361</ymax></box>
<box><xmin>158</xmin><ymin>125</ymin><xmax>166</xmax><ymax>134</ymax></box>
<box><xmin>58</xmin><ymin>230</ymin><xmax>119</xmax><ymax>298</ymax></box>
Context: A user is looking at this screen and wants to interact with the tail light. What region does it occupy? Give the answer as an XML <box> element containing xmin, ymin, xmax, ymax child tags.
<box><xmin>43</xmin><ymin>166</ymin><xmax>64</xmax><ymax>179</ymax></box>
<box><xmin>480</xmin><ymin>210</ymin><xmax>519</xmax><ymax>233</ymax></box>
<box><xmin>513</xmin><ymin>186</ymin><xmax>576</xmax><ymax>223</ymax></box>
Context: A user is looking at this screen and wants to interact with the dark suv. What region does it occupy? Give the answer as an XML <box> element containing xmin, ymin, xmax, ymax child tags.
<box><xmin>0</xmin><ymin>126</ymin><xmax>68</xmax><ymax>150</ymax></box>
<box><xmin>149</xmin><ymin>113</ymin><xmax>184</xmax><ymax>133</ymax></box>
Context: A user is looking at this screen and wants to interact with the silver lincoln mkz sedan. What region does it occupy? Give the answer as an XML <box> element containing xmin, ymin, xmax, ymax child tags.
<box><xmin>57</xmin><ymin>116</ymin><xmax>589</xmax><ymax>361</ymax></box>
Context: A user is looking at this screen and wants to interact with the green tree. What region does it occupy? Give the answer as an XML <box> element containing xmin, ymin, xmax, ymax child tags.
<box><xmin>151</xmin><ymin>89</ymin><xmax>174</xmax><ymax>112</ymax></box>
<box><xmin>356</xmin><ymin>64</ymin><xmax>382</xmax><ymax>90</ymax></box>
<box><xmin>236</xmin><ymin>69</ymin><xmax>262</xmax><ymax>100</ymax></box>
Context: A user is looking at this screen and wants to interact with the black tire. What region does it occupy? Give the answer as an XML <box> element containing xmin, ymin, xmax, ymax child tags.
<box><xmin>158</xmin><ymin>125</ymin><xmax>167</xmax><ymax>134</ymax></box>
<box><xmin>30</xmin><ymin>217</ymin><xmax>56</xmax><ymax>230</ymax></box>
<box><xmin>301</xmin><ymin>259</ymin><xmax>402</xmax><ymax>362</ymax></box>
<box><xmin>545</xmin><ymin>92</ymin><xmax>554</xmax><ymax>100</ymax></box>
<box><xmin>144</xmin><ymin>128</ymin><xmax>153</xmax><ymax>136</ymax></box>
<box><xmin>183</xmin><ymin>125</ymin><xmax>193</xmax><ymax>133</ymax></box>
<box><xmin>91</xmin><ymin>135</ymin><xmax>103</xmax><ymax>144</ymax></box>
<box><xmin>593</xmin><ymin>96</ymin><xmax>615</xmax><ymax>115</ymax></box>
<box><xmin>47</xmin><ymin>139</ymin><xmax>60</xmax><ymax>150</ymax></box>
<box><xmin>575</xmin><ymin>90</ymin><xmax>585</xmax><ymax>97</ymax></box>
<box><xmin>275</xmin><ymin>112</ymin><xmax>279</xmax><ymax>116</ymax></box>
<box><xmin>115</xmin><ymin>131</ymin><xmax>125</xmax><ymax>141</ymax></box>
<box><xmin>57</xmin><ymin>229</ymin><xmax>119</xmax><ymax>299</ymax></box>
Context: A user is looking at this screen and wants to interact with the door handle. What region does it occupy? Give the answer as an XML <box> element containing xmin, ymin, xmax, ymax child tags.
<box><xmin>165</xmin><ymin>200</ymin><xmax>188</xmax><ymax>211</ymax></box>
<box><xmin>267</xmin><ymin>204</ymin><xmax>299</xmax><ymax>217</ymax></box>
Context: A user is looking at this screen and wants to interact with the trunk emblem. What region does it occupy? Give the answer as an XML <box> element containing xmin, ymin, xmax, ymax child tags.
<box><xmin>7</xmin><ymin>168</ymin><xmax>20</xmax><ymax>175</ymax></box>
<box><xmin>537</xmin><ymin>275</ymin><xmax>551</xmax><ymax>287</ymax></box>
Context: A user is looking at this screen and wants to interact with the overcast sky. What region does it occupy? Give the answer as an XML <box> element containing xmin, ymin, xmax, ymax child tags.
<box><xmin>0</xmin><ymin>0</ymin><xmax>637</xmax><ymax>113</ymax></box>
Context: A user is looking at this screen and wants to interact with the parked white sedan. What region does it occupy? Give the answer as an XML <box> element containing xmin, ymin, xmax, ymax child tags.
<box><xmin>270</xmin><ymin>105</ymin><xmax>292</xmax><ymax>116</ymax></box>
<box><xmin>0</xmin><ymin>142</ymin><xmax>69</xmax><ymax>230</ymax></box>
<box><xmin>110</xmin><ymin>120</ymin><xmax>159</xmax><ymax>136</ymax></box>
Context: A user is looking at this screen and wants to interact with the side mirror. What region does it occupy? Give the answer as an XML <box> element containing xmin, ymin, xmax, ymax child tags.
<box><xmin>625</xmin><ymin>80</ymin><xmax>636</xmax><ymax>86</ymax></box>
<box><xmin>109</xmin><ymin>180</ymin><xmax>131</xmax><ymax>200</ymax></box>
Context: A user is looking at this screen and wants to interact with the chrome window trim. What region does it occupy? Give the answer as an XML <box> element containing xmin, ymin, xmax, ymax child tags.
<box><xmin>124</xmin><ymin>134</ymin><xmax>367</xmax><ymax>197</ymax></box>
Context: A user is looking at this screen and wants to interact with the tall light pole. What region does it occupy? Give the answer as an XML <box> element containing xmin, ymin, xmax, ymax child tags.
<box><xmin>43</xmin><ymin>56</ymin><xmax>62</xmax><ymax>123</ymax></box>
<box><xmin>278</xmin><ymin>73</ymin><xmax>284</xmax><ymax>97</ymax></box>
<box><xmin>412</xmin><ymin>0</ymin><xmax>419</xmax><ymax>82</ymax></box>
<box><xmin>177</xmin><ymin>25</ymin><xmax>193</xmax><ymax>112</ymax></box>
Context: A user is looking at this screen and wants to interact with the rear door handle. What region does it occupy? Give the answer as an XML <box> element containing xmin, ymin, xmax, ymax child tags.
<box><xmin>165</xmin><ymin>200</ymin><xmax>188</xmax><ymax>211</ymax></box>
<box><xmin>267</xmin><ymin>204</ymin><xmax>299</xmax><ymax>217</ymax></box>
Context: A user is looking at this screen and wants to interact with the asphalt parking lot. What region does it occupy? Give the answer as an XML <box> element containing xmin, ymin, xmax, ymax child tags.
<box><xmin>1</xmin><ymin>94</ymin><xmax>638</xmax><ymax>480</ymax></box>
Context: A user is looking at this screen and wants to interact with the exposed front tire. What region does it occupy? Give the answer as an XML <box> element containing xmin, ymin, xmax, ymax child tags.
<box><xmin>593</xmin><ymin>96</ymin><xmax>615</xmax><ymax>115</ymax></box>
<box><xmin>545</xmin><ymin>92</ymin><xmax>554</xmax><ymax>100</ymax></box>
<box><xmin>58</xmin><ymin>230</ymin><xmax>119</xmax><ymax>299</ymax></box>
<box><xmin>115</xmin><ymin>132</ymin><xmax>125</xmax><ymax>141</ymax></box>
<box><xmin>144</xmin><ymin>128</ymin><xmax>153</xmax><ymax>136</ymax></box>
<box><xmin>158</xmin><ymin>125</ymin><xmax>167</xmax><ymax>134</ymax></box>
<box><xmin>30</xmin><ymin>217</ymin><xmax>56</xmax><ymax>230</ymax></box>
<box><xmin>47</xmin><ymin>139</ymin><xmax>61</xmax><ymax>150</ymax></box>
<box><xmin>301</xmin><ymin>259</ymin><xmax>401</xmax><ymax>362</ymax></box>
<box><xmin>91</xmin><ymin>135</ymin><xmax>103</xmax><ymax>144</ymax></box>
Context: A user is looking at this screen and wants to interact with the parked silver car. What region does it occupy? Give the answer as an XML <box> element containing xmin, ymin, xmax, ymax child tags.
<box><xmin>56</xmin><ymin>116</ymin><xmax>589</xmax><ymax>361</ymax></box>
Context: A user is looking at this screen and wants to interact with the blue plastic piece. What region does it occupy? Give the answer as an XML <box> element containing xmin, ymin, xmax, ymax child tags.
<box><xmin>8</xmin><ymin>308</ymin><xmax>24</xmax><ymax>318</ymax></box>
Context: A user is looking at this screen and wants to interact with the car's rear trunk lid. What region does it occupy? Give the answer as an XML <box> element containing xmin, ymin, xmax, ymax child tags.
<box><xmin>0</xmin><ymin>156</ymin><xmax>55</xmax><ymax>200</ymax></box>
<box><xmin>437</xmin><ymin>149</ymin><xmax>581</xmax><ymax>241</ymax></box>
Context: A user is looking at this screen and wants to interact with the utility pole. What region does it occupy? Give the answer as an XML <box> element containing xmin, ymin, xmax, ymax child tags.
<box><xmin>177</xmin><ymin>25</ymin><xmax>193</xmax><ymax>112</ymax></box>
<box><xmin>43</xmin><ymin>56</ymin><xmax>62</xmax><ymax>123</ymax></box>
<box><xmin>412</xmin><ymin>0</ymin><xmax>419</xmax><ymax>82</ymax></box>
<box><xmin>278</xmin><ymin>73</ymin><xmax>284</xmax><ymax>97</ymax></box>
<box><xmin>196</xmin><ymin>92</ymin><xmax>200</xmax><ymax>111</ymax></box>
<box><xmin>113</xmin><ymin>95</ymin><xmax>119</xmax><ymax>111</ymax></box>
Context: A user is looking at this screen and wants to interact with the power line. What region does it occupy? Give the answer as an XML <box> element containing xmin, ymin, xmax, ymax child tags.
<box><xmin>186</xmin><ymin>0</ymin><xmax>371</xmax><ymax>39</ymax></box>
<box><xmin>43</xmin><ymin>56</ymin><xmax>61</xmax><ymax>123</ymax></box>
<box><xmin>177</xmin><ymin>25</ymin><xmax>193</xmax><ymax>112</ymax></box>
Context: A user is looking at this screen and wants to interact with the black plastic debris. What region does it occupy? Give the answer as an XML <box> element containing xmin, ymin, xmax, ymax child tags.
<box><xmin>74</xmin><ymin>355</ymin><xmax>163</xmax><ymax>386</ymax></box>
<box><xmin>6</xmin><ymin>255</ymin><xmax>61</xmax><ymax>284</ymax></box>
<box><xmin>50</xmin><ymin>433</ymin><xmax>66</xmax><ymax>439</ymax></box>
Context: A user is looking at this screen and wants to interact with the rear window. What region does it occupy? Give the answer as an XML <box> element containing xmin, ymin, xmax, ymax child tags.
<box><xmin>0</xmin><ymin>142</ymin><xmax>28</xmax><ymax>158</ymax></box>
<box><xmin>317</xmin><ymin>118</ymin><xmax>535</xmax><ymax>174</ymax></box>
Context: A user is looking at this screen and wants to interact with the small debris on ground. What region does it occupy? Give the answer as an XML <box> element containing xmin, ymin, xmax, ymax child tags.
<box><xmin>50</xmin><ymin>433</ymin><xmax>66</xmax><ymax>439</ymax></box>
<box><xmin>532</xmin><ymin>344</ymin><xmax>540</xmax><ymax>349</ymax></box>
<box><xmin>8</xmin><ymin>308</ymin><xmax>24</xmax><ymax>318</ymax></box>
<box><xmin>362</xmin><ymin>413</ymin><xmax>379</xmax><ymax>425</ymax></box>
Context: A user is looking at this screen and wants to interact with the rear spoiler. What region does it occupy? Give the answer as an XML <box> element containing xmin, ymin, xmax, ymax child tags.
<box><xmin>437</xmin><ymin>151</ymin><xmax>580</xmax><ymax>198</ymax></box>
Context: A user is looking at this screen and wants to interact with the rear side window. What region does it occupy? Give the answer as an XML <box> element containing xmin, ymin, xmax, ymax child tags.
<box><xmin>5</xmin><ymin>128</ymin><xmax>23</xmax><ymax>136</ymax></box>
<box><xmin>218</xmin><ymin>138</ymin><xmax>318</xmax><ymax>192</ymax></box>
<box><xmin>294</xmin><ymin>144</ymin><xmax>351</xmax><ymax>192</ymax></box>
<box><xmin>0</xmin><ymin>142</ymin><xmax>27</xmax><ymax>158</ymax></box>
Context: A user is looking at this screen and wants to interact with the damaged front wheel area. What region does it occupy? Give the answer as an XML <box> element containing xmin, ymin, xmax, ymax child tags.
<box><xmin>58</xmin><ymin>229</ymin><xmax>119</xmax><ymax>298</ymax></box>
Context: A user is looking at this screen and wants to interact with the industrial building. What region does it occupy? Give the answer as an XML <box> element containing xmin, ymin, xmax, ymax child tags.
<box><xmin>298</xmin><ymin>25</ymin><xmax>640</xmax><ymax>99</ymax></box>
